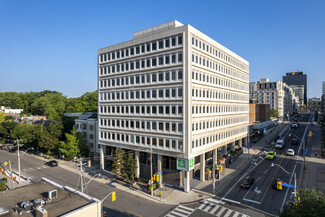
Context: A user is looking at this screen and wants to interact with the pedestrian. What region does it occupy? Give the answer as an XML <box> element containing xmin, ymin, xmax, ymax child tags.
<box><xmin>315</xmin><ymin>151</ymin><xmax>317</xmax><ymax>158</ymax></box>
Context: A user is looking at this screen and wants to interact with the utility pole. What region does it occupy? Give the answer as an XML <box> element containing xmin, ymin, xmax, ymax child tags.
<box><xmin>80</xmin><ymin>158</ymin><xmax>84</xmax><ymax>193</ymax></box>
<box><xmin>17</xmin><ymin>140</ymin><xmax>21</xmax><ymax>184</ymax></box>
<box><xmin>212</xmin><ymin>149</ymin><xmax>216</xmax><ymax>194</ymax></box>
<box><xmin>9</xmin><ymin>160</ymin><xmax>14</xmax><ymax>188</ymax></box>
<box><xmin>150</xmin><ymin>144</ymin><xmax>153</xmax><ymax>196</ymax></box>
<box><xmin>294</xmin><ymin>173</ymin><xmax>297</xmax><ymax>199</ymax></box>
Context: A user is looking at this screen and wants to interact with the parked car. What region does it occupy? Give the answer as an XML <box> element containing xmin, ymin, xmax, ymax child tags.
<box><xmin>286</xmin><ymin>149</ymin><xmax>295</xmax><ymax>156</ymax></box>
<box><xmin>266</xmin><ymin>151</ymin><xmax>276</xmax><ymax>160</ymax></box>
<box><xmin>275</xmin><ymin>139</ymin><xmax>284</xmax><ymax>149</ymax></box>
<box><xmin>291</xmin><ymin>139</ymin><xmax>299</xmax><ymax>145</ymax></box>
<box><xmin>241</xmin><ymin>176</ymin><xmax>255</xmax><ymax>189</ymax></box>
<box><xmin>47</xmin><ymin>160</ymin><xmax>58</xmax><ymax>167</ymax></box>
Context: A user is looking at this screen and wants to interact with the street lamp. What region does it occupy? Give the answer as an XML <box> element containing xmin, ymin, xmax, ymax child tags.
<box><xmin>271</xmin><ymin>163</ymin><xmax>297</xmax><ymax>199</ymax></box>
<box><xmin>83</xmin><ymin>173</ymin><xmax>101</xmax><ymax>193</ymax></box>
<box><xmin>18</xmin><ymin>147</ymin><xmax>34</xmax><ymax>183</ymax></box>
<box><xmin>289</xmin><ymin>133</ymin><xmax>306</xmax><ymax>169</ymax></box>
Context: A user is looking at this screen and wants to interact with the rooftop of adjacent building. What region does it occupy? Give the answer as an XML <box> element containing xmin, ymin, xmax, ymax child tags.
<box><xmin>0</xmin><ymin>178</ymin><xmax>97</xmax><ymax>217</ymax></box>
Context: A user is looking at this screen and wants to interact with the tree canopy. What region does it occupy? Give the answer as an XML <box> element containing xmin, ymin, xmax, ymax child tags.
<box><xmin>280</xmin><ymin>188</ymin><xmax>325</xmax><ymax>217</ymax></box>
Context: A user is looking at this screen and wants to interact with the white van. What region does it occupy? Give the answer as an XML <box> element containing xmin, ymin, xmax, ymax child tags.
<box><xmin>275</xmin><ymin>139</ymin><xmax>284</xmax><ymax>149</ymax></box>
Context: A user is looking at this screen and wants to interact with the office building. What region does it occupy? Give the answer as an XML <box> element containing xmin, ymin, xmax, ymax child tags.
<box><xmin>250</xmin><ymin>78</ymin><xmax>298</xmax><ymax>119</ymax></box>
<box><xmin>282</xmin><ymin>72</ymin><xmax>307</xmax><ymax>105</ymax></box>
<box><xmin>322</xmin><ymin>81</ymin><xmax>325</xmax><ymax>95</ymax></box>
<box><xmin>97</xmin><ymin>21</ymin><xmax>249</xmax><ymax>191</ymax></box>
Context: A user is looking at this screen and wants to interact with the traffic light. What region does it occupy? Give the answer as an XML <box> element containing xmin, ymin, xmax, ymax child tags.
<box><xmin>156</xmin><ymin>174</ymin><xmax>159</xmax><ymax>182</ymax></box>
<box><xmin>112</xmin><ymin>192</ymin><xmax>116</xmax><ymax>202</ymax></box>
<box><xmin>277</xmin><ymin>181</ymin><xmax>282</xmax><ymax>190</ymax></box>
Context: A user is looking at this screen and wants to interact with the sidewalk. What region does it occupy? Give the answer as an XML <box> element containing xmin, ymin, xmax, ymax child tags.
<box><xmin>300</xmin><ymin>115</ymin><xmax>325</xmax><ymax>195</ymax></box>
<box><xmin>2</xmin><ymin>123</ymin><xmax>287</xmax><ymax>206</ymax></box>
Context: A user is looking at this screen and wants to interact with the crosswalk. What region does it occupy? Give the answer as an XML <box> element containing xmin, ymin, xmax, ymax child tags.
<box><xmin>198</xmin><ymin>198</ymin><xmax>249</xmax><ymax>217</ymax></box>
<box><xmin>165</xmin><ymin>205</ymin><xmax>195</xmax><ymax>217</ymax></box>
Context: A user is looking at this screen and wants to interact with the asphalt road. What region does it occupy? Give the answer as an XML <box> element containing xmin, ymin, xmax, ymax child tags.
<box><xmin>215</xmin><ymin>114</ymin><xmax>312</xmax><ymax>216</ymax></box>
<box><xmin>0</xmin><ymin>149</ymin><xmax>174</xmax><ymax>217</ymax></box>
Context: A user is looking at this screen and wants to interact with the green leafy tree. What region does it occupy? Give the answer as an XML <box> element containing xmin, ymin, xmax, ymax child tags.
<box><xmin>58</xmin><ymin>126</ymin><xmax>88</xmax><ymax>159</ymax></box>
<box><xmin>112</xmin><ymin>149</ymin><xmax>125</xmax><ymax>177</ymax></box>
<box><xmin>123</xmin><ymin>153</ymin><xmax>137</xmax><ymax>182</ymax></box>
<box><xmin>0</xmin><ymin>111</ymin><xmax>6</xmax><ymax>122</ymax></box>
<box><xmin>12</xmin><ymin>124</ymin><xmax>38</xmax><ymax>145</ymax></box>
<box><xmin>280</xmin><ymin>188</ymin><xmax>325</xmax><ymax>217</ymax></box>
<box><xmin>75</xmin><ymin>91</ymin><xmax>98</xmax><ymax>112</ymax></box>
<box><xmin>31</xmin><ymin>92</ymin><xmax>66</xmax><ymax>119</ymax></box>
<box><xmin>270</xmin><ymin>108</ymin><xmax>279</xmax><ymax>118</ymax></box>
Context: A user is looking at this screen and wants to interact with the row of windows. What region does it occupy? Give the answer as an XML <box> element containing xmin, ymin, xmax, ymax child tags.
<box><xmin>192</xmin><ymin>115</ymin><xmax>248</xmax><ymax>132</ymax></box>
<box><xmin>192</xmin><ymin>70</ymin><xmax>248</xmax><ymax>92</ymax></box>
<box><xmin>192</xmin><ymin>51</ymin><xmax>249</xmax><ymax>82</ymax></box>
<box><xmin>99</xmin><ymin>87</ymin><xmax>183</xmax><ymax>101</ymax></box>
<box><xmin>99</xmin><ymin>70</ymin><xmax>183</xmax><ymax>88</ymax></box>
<box><xmin>99</xmin><ymin>52</ymin><xmax>183</xmax><ymax>75</ymax></box>
<box><xmin>192</xmin><ymin>126</ymin><xmax>247</xmax><ymax>150</ymax></box>
<box><xmin>99</xmin><ymin>35</ymin><xmax>183</xmax><ymax>63</ymax></box>
<box><xmin>192</xmin><ymin>87</ymin><xmax>249</xmax><ymax>102</ymax></box>
<box><xmin>191</xmin><ymin>35</ymin><xmax>248</xmax><ymax>72</ymax></box>
<box><xmin>99</xmin><ymin>105</ymin><xmax>183</xmax><ymax>116</ymax></box>
<box><xmin>100</xmin><ymin>119</ymin><xmax>183</xmax><ymax>133</ymax></box>
<box><xmin>192</xmin><ymin>104</ymin><xmax>248</xmax><ymax>115</ymax></box>
<box><xmin>100</xmin><ymin>131</ymin><xmax>183</xmax><ymax>151</ymax></box>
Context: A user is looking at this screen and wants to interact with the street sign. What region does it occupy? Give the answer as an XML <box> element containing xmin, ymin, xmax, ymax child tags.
<box><xmin>189</xmin><ymin>158</ymin><xmax>194</xmax><ymax>171</ymax></box>
<box><xmin>177</xmin><ymin>158</ymin><xmax>187</xmax><ymax>171</ymax></box>
<box><xmin>282</xmin><ymin>183</ymin><xmax>295</xmax><ymax>188</ymax></box>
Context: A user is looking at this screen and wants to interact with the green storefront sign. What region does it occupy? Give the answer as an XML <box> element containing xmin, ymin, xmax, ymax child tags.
<box><xmin>177</xmin><ymin>158</ymin><xmax>195</xmax><ymax>171</ymax></box>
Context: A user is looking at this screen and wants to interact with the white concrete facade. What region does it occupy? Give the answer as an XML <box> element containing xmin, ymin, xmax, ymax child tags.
<box><xmin>97</xmin><ymin>21</ymin><xmax>249</xmax><ymax>187</ymax></box>
<box><xmin>250</xmin><ymin>78</ymin><xmax>298</xmax><ymax>118</ymax></box>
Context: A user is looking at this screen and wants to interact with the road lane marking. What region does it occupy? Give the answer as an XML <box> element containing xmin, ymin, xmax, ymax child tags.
<box><xmin>221</xmin><ymin>198</ymin><xmax>241</xmax><ymax>204</ymax></box>
<box><xmin>281</xmin><ymin>164</ymin><xmax>297</xmax><ymax>212</ymax></box>
<box><xmin>208</xmin><ymin>198</ymin><xmax>225</xmax><ymax>205</ymax></box>
<box><xmin>243</xmin><ymin>177</ymin><xmax>261</xmax><ymax>201</ymax></box>
<box><xmin>127</xmin><ymin>210</ymin><xmax>142</xmax><ymax>217</ymax></box>
<box><xmin>263</xmin><ymin>168</ymin><xmax>269</xmax><ymax>174</ymax></box>
<box><xmin>198</xmin><ymin>201</ymin><xmax>208</xmax><ymax>209</ymax></box>
<box><xmin>209</xmin><ymin>204</ymin><xmax>220</xmax><ymax>214</ymax></box>
<box><xmin>223</xmin><ymin>209</ymin><xmax>233</xmax><ymax>217</ymax></box>
<box><xmin>221</xmin><ymin>158</ymin><xmax>264</xmax><ymax>203</ymax></box>
<box><xmin>242</xmin><ymin>198</ymin><xmax>261</xmax><ymax>204</ymax></box>
<box><xmin>216</xmin><ymin>207</ymin><xmax>226</xmax><ymax>216</ymax></box>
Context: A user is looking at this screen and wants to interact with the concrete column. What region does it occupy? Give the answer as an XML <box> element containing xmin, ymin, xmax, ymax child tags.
<box><xmin>239</xmin><ymin>139</ymin><xmax>243</xmax><ymax>148</ymax></box>
<box><xmin>200</xmin><ymin>153</ymin><xmax>205</xmax><ymax>181</ymax></box>
<box><xmin>231</xmin><ymin>141</ymin><xmax>236</xmax><ymax>151</ymax></box>
<box><xmin>135</xmin><ymin>151</ymin><xmax>140</xmax><ymax>178</ymax></box>
<box><xmin>212</xmin><ymin>149</ymin><xmax>217</xmax><ymax>193</ymax></box>
<box><xmin>184</xmin><ymin>171</ymin><xmax>190</xmax><ymax>193</ymax></box>
<box><xmin>157</xmin><ymin>155</ymin><xmax>162</xmax><ymax>185</ymax></box>
<box><xmin>100</xmin><ymin>145</ymin><xmax>104</xmax><ymax>170</ymax></box>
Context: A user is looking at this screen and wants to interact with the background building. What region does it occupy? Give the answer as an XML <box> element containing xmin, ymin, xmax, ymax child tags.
<box><xmin>250</xmin><ymin>78</ymin><xmax>298</xmax><ymax>120</ymax></box>
<box><xmin>97</xmin><ymin>20</ymin><xmax>249</xmax><ymax>191</ymax></box>
<box><xmin>75</xmin><ymin>112</ymin><xmax>99</xmax><ymax>158</ymax></box>
<box><xmin>282</xmin><ymin>72</ymin><xmax>307</xmax><ymax>105</ymax></box>
<box><xmin>323</xmin><ymin>81</ymin><xmax>325</xmax><ymax>95</ymax></box>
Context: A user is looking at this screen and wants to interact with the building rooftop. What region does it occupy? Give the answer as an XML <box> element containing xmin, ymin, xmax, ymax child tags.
<box><xmin>0</xmin><ymin>178</ymin><xmax>98</xmax><ymax>217</ymax></box>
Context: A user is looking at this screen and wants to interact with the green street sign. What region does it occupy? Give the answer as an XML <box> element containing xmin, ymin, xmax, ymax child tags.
<box><xmin>189</xmin><ymin>158</ymin><xmax>194</xmax><ymax>170</ymax></box>
<box><xmin>177</xmin><ymin>158</ymin><xmax>187</xmax><ymax>171</ymax></box>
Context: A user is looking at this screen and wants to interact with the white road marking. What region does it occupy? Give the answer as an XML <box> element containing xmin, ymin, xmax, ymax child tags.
<box><xmin>208</xmin><ymin>198</ymin><xmax>225</xmax><ymax>205</ymax></box>
<box><xmin>223</xmin><ymin>209</ymin><xmax>233</xmax><ymax>217</ymax></box>
<box><xmin>209</xmin><ymin>204</ymin><xmax>220</xmax><ymax>214</ymax></box>
<box><xmin>198</xmin><ymin>201</ymin><xmax>207</xmax><ymax>210</ymax></box>
<box><xmin>216</xmin><ymin>207</ymin><xmax>226</xmax><ymax>216</ymax></box>
<box><xmin>281</xmin><ymin>164</ymin><xmax>297</xmax><ymax>212</ymax></box>
<box><xmin>242</xmin><ymin>198</ymin><xmax>261</xmax><ymax>204</ymax></box>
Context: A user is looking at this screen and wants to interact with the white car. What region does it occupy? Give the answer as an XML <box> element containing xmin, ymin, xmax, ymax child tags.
<box><xmin>287</xmin><ymin>149</ymin><xmax>295</xmax><ymax>156</ymax></box>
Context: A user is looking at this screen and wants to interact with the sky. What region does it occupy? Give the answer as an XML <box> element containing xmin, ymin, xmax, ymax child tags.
<box><xmin>0</xmin><ymin>0</ymin><xmax>324</xmax><ymax>98</ymax></box>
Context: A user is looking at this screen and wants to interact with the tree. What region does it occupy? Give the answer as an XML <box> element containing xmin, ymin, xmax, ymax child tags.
<box><xmin>280</xmin><ymin>188</ymin><xmax>325</xmax><ymax>217</ymax></box>
<box><xmin>58</xmin><ymin>126</ymin><xmax>88</xmax><ymax>159</ymax></box>
<box><xmin>123</xmin><ymin>153</ymin><xmax>137</xmax><ymax>182</ymax></box>
<box><xmin>31</xmin><ymin>92</ymin><xmax>66</xmax><ymax>119</ymax></box>
<box><xmin>112</xmin><ymin>149</ymin><xmax>125</xmax><ymax>177</ymax></box>
<box><xmin>270</xmin><ymin>108</ymin><xmax>279</xmax><ymax>118</ymax></box>
<box><xmin>12</xmin><ymin>124</ymin><xmax>38</xmax><ymax>145</ymax></box>
<box><xmin>74</xmin><ymin>91</ymin><xmax>98</xmax><ymax>112</ymax></box>
<box><xmin>0</xmin><ymin>111</ymin><xmax>6</xmax><ymax>122</ymax></box>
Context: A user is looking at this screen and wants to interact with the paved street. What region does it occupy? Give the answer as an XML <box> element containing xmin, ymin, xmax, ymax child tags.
<box><xmin>0</xmin><ymin>150</ymin><xmax>174</xmax><ymax>217</ymax></box>
<box><xmin>213</xmin><ymin>114</ymin><xmax>311</xmax><ymax>215</ymax></box>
